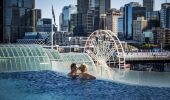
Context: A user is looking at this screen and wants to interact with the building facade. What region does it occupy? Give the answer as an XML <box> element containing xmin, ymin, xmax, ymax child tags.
<box><xmin>54</xmin><ymin>31</ymin><xmax>73</xmax><ymax>46</ymax></box>
<box><xmin>59</xmin><ymin>13</ymin><xmax>63</xmax><ymax>31</ymax></box>
<box><xmin>99</xmin><ymin>0</ymin><xmax>110</xmax><ymax>15</ymax></box>
<box><xmin>118</xmin><ymin>16</ymin><xmax>124</xmax><ymax>40</ymax></box>
<box><xmin>60</xmin><ymin>5</ymin><xmax>77</xmax><ymax>32</ymax></box>
<box><xmin>123</xmin><ymin>2</ymin><xmax>146</xmax><ymax>40</ymax></box>
<box><xmin>106</xmin><ymin>9</ymin><xmax>121</xmax><ymax>35</ymax></box>
<box><xmin>76</xmin><ymin>0</ymin><xmax>110</xmax><ymax>36</ymax></box>
<box><xmin>36</xmin><ymin>18</ymin><xmax>57</xmax><ymax>33</ymax></box>
<box><xmin>160</xmin><ymin>3</ymin><xmax>170</xmax><ymax>29</ymax></box>
<box><xmin>0</xmin><ymin>0</ymin><xmax>3</xmax><ymax>43</ymax></box>
<box><xmin>36</xmin><ymin>18</ymin><xmax>51</xmax><ymax>32</ymax></box>
<box><xmin>34</xmin><ymin>9</ymin><xmax>42</xmax><ymax>27</ymax></box>
<box><xmin>99</xmin><ymin>0</ymin><xmax>111</xmax><ymax>29</ymax></box>
<box><xmin>152</xmin><ymin>28</ymin><xmax>170</xmax><ymax>48</ymax></box>
<box><xmin>3</xmin><ymin>0</ymin><xmax>35</xmax><ymax>43</ymax></box>
<box><xmin>69</xmin><ymin>14</ymin><xmax>77</xmax><ymax>33</ymax></box>
<box><xmin>133</xmin><ymin>17</ymin><xmax>148</xmax><ymax>43</ymax></box>
<box><xmin>143</xmin><ymin>31</ymin><xmax>154</xmax><ymax>43</ymax></box>
<box><xmin>143</xmin><ymin>0</ymin><xmax>154</xmax><ymax>12</ymax></box>
<box><xmin>146</xmin><ymin>11</ymin><xmax>160</xmax><ymax>30</ymax></box>
<box><xmin>77</xmin><ymin>0</ymin><xmax>97</xmax><ymax>36</ymax></box>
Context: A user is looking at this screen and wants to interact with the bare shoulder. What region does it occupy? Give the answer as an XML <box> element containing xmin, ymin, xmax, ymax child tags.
<box><xmin>82</xmin><ymin>73</ymin><xmax>96</xmax><ymax>80</ymax></box>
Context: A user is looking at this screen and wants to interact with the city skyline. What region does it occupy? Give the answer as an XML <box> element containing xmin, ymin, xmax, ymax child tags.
<box><xmin>35</xmin><ymin>0</ymin><xmax>166</xmax><ymax>27</ymax></box>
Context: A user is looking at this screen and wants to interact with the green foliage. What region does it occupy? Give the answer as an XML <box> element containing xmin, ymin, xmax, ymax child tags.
<box><xmin>140</xmin><ymin>44</ymin><xmax>158</xmax><ymax>49</ymax></box>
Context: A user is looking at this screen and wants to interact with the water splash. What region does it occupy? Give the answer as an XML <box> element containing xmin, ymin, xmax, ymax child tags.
<box><xmin>94</xmin><ymin>60</ymin><xmax>113</xmax><ymax>80</ymax></box>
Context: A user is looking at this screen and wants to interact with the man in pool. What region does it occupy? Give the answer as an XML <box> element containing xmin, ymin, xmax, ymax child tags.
<box><xmin>79</xmin><ymin>64</ymin><xmax>96</xmax><ymax>80</ymax></box>
<box><xmin>68</xmin><ymin>63</ymin><xmax>79</xmax><ymax>79</ymax></box>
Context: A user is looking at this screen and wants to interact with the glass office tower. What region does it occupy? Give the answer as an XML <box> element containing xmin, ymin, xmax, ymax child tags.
<box><xmin>99</xmin><ymin>0</ymin><xmax>111</xmax><ymax>29</ymax></box>
<box><xmin>146</xmin><ymin>11</ymin><xmax>160</xmax><ymax>30</ymax></box>
<box><xmin>60</xmin><ymin>5</ymin><xmax>77</xmax><ymax>32</ymax></box>
<box><xmin>123</xmin><ymin>2</ymin><xmax>146</xmax><ymax>40</ymax></box>
<box><xmin>160</xmin><ymin>3</ymin><xmax>170</xmax><ymax>29</ymax></box>
<box><xmin>143</xmin><ymin>0</ymin><xmax>154</xmax><ymax>12</ymax></box>
<box><xmin>3</xmin><ymin>0</ymin><xmax>35</xmax><ymax>43</ymax></box>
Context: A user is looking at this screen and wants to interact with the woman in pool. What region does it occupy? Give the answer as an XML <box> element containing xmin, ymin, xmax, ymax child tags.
<box><xmin>79</xmin><ymin>64</ymin><xmax>96</xmax><ymax>80</ymax></box>
<box><xmin>68</xmin><ymin>63</ymin><xmax>79</xmax><ymax>79</ymax></box>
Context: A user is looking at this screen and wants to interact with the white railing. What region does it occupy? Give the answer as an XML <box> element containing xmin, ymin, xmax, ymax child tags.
<box><xmin>125</xmin><ymin>52</ymin><xmax>170</xmax><ymax>61</ymax></box>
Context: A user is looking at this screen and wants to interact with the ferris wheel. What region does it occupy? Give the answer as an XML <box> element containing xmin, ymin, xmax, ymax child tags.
<box><xmin>84</xmin><ymin>30</ymin><xmax>125</xmax><ymax>78</ymax></box>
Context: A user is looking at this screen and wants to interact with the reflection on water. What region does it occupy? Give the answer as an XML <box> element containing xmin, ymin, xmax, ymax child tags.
<box><xmin>112</xmin><ymin>68</ymin><xmax>170</xmax><ymax>87</ymax></box>
<box><xmin>0</xmin><ymin>71</ymin><xmax>170</xmax><ymax>100</ymax></box>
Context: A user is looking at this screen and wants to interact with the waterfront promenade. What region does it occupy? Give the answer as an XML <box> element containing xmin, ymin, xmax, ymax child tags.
<box><xmin>125</xmin><ymin>51</ymin><xmax>170</xmax><ymax>61</ymax></box>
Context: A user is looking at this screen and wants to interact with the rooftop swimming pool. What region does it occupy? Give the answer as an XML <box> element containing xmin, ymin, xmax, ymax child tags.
<box><xmin>0</xmin><ymin>71</ymin><xmax>170</xmax><ymax>100</ymax></box>
<box><xmin>1</xmin><ymin>45</ymin><xmax>170</xmax><ymax>100</ymax></box>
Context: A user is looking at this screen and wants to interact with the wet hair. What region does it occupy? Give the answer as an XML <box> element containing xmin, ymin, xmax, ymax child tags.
<box><xmin>79</xmin><ymin>64</ymin><xmax>87</xmax><ymax>72</ymax></box>
<box><xmin>70</xmin><ymin>63</ymin><xmax>77</xmax><ymax>69</ymax></box>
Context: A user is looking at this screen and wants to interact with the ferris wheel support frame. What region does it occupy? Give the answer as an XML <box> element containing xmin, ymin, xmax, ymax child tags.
<box><xmin>84</xmin><ymin>30</ymin><xmax>126</xmax><ymax>77</ymax></box>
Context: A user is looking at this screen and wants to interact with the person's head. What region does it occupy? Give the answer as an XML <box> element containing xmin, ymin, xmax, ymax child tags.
<box><xmin>79</xmin><ymin>64</ymin><xmax>88</xmax><ymax>73</ymax></box>
<box><xmin>70</xmin><ymin>63</ymin><xmax>77</xmax><ymax>72</ymax></box>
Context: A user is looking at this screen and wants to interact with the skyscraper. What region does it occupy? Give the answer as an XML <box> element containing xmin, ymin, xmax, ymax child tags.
<box><xmin>35</xmin><ymin>9</ymin><xmax>42</xmax><ymax>27</ymax></box>
<box><xmin>143</xmin><ymin>0</ymin><xmax>154</xmax><ymax>12</ymax></box>
<box><xmin>106</xmin><ymin>9</ymin><xmax>121</xmax><ymax>35</ymax></box>
<box><xmin>133</xmin><ymin>17</ymin><xmax>148</xmax><ymax>43</ymax></box>
<box><xmin>146</xmin><ymin>11</ymin><xmax>160</xmax><ymax>30</ymax></box>
<box><xmin>77</xmin><ymin>0</ymin><xmax>97</xmax><ymax>36</ymax></box>
<box><xmin>118</xmin><ymin>16</ymin><xmax>124</xmax><ymax>40</ymax></box>
<box><xmin>70</xmin><ymin>14</ymin><xmax>77</xmax><ymax>33</ymax></box>
<box><xmin>99</xmin><ymin>0</ymin><xmax>111</xmax><ymax>15</ymax></box>
<box><xmin>123</xmin><ymin>2</ymin><xmax>146</xmax><ymax>40</ymax></box>
<box><xmin>76</xmin><ymin>0</ymin><xmax>110</xmax><ymax>36</ymax></box>
<box><xmin>60</xmin><ymin>5</ymin><xmax>77</xmax><ymax>32</ymax></box>
<box><xmin>160</xmin><ymin>3</ymin><xmax>170</xmax><ymax>29</ymax></box>
<box><xmin>0</xmin><ymin>0</ymin><xmax>3</xmax><ymax>43</ymax></box>
<box><xmin>99</xmin><ymin>0</ymin><xmax>111</xmax><ymax>29</ymax></box>
<box><xmin>2</xmin><ymin>0</ymin><xmax>35</xmax><ymax>43</ymax></box>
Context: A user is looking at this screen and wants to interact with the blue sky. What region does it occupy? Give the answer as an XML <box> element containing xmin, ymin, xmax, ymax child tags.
<box><xmin>35</xmin><ymin>0</ymin><xmax>166</xmax><ymax>26</ymax></box>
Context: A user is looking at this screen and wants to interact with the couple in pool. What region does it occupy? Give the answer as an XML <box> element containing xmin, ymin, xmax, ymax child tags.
<box><xmin>68</xmin><ymin>63</ymin><xmax>96</xmax><ymax>80</ymax></box>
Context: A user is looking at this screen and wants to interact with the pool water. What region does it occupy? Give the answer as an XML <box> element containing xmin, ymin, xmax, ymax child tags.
<box><xmin>0</xmin><ymin>71</ymin><xmax>170</xmax><ymax>100</ymax></box>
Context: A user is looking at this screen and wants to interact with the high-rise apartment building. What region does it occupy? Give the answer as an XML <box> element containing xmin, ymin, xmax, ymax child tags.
<box><xmin>152</xmin><ymin>28</ymin><xmax>170</xmax><ymax>48</ymax></box>
<box><xmin>76</xmin><ymin>0</ymin><xmax>110</xmax><ymax>36</ymax></box>
<box><xmin>143</xmin><ymin>0</ymin><xmax>154</xmax><ymax>12</ymax></box>
<box><xmin>160</xmin><ymin>3</ymin><xmax>170</xmax><ymax>29</ymax></box>
<box><xmin>99</xmin><ymin>0</ymin><xmax>110</xmax><ymax>14</ymax></box>
<box><xmin>77</xmin><ymin>0</ymin><xmax>97</xmax><ymax>36</ymax></box>
<box><xmin>99</xmin><ymin>0</ymin><xmax>111</xmax><ymax>29</ymax></box>
<box><xmin>2</xmin><ymin>0</ymin><xmax>35</xmax><ymax>43</ymax></box>
<box><xmin>123</xmin><ymin>2</ymin><xmax>146</xmax><ymax>40</ymax></box>
<box><xmin>133</xmin><ymin>17</ymin><xmax>148</xmax><ymax>43</ymax></box>
<box><xmin>106</xmin><ymin>9</ymin><xmax>121</xmax><ymax>35</ymax></box>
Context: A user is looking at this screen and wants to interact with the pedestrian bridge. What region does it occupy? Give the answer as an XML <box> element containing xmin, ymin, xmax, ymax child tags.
<box><xmin>125</xmin><ymin>52</ymin><xmax>170</xmax><ymax>61</ymax></box>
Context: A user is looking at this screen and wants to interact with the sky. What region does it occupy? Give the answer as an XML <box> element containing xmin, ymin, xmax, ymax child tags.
<box><xmin>35</xmin><ymin>0</ymin><xmax>167</xmax><ymax>27</ymax></box>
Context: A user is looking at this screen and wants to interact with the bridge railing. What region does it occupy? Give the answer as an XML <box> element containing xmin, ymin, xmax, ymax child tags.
<box><xmin>124</xmin><ymin>52</ymin><xmax>170</xmax><ymax>61</ymax></box>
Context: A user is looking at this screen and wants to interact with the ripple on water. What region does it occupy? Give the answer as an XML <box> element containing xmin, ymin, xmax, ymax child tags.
<box><xmin>0</xmin><ymin>71</ymin><xmax>170</xmax><ymax>100</ymax></box>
